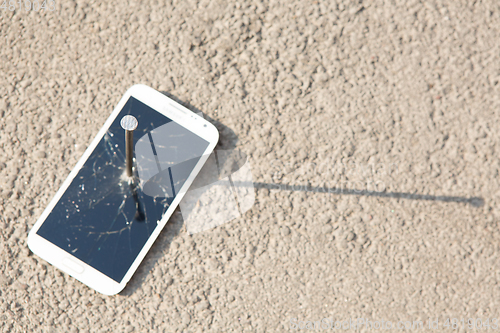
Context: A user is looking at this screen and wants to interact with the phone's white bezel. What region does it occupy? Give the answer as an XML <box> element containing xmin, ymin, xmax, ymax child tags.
<box><xmin>27</xmin><ymin>84</ymin><xmax>219</xmax><ymax>295</ymax></box>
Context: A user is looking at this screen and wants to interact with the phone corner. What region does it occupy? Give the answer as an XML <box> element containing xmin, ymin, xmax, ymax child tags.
<box><xmin>26</xmin><ymin>229</ymin><xmax>36</xmax><ymax>248</ymax></box>
<box><xmin>114</xmin><ymin>283</ymin><xmax>128</xmax><ymax>296</ymax></box>
<box><xmin>98</xmin><ymin>282</ymin><xmax>127</xmax><ymax>296</ymax></box>
<box><xmin>210</xmin><ymin>123</ymin><xmax>220</xmax><ymax>143</ymax></box>
<box><xmin>127</xmin><ymin>84</ymin><xmax>154</xmax><ymax>96</ymax></box>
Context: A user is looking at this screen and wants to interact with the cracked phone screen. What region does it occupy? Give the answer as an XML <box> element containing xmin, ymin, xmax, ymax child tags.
<box><xmin>36</xmin><ymin>97</ymin><xmax>209</xmax><ymax>282</ymax></box>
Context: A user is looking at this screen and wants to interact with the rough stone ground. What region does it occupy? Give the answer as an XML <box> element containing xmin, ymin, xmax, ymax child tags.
<box><xmin>1</xmin><ymin>0</ymin><xmax>500</xmax><ymax>332</ymax></box>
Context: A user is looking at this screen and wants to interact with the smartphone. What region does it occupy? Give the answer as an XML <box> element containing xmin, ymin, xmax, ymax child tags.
<box><xmin>28</xmin><ymin>84</ymin><xmax>219</xmax><ymax>295</ymax></box>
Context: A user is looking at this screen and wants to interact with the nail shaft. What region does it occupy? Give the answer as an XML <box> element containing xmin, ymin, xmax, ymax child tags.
<box><xmin>125</xmin><ymin>130</ymin><xmax>134</xmax><ymax>177</ymax></box>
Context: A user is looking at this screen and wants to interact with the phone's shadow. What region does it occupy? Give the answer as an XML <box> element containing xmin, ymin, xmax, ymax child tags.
<box><xmin>118</xmin><ymin>92</ymin><xmax>239</xmax><ymax>296</ymax></box>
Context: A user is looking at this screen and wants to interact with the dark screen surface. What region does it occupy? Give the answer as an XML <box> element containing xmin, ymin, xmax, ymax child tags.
<box><xmin>37</xmin><ymin>97</ymin><xmax>209</xmax><ymax>282</ymax></box>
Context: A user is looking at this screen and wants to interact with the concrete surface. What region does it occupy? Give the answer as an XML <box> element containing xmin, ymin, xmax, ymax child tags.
<box><xmin>1</xmin><ymin>0</ymin><xmax>500</xmax><ymax>331</ymax></box>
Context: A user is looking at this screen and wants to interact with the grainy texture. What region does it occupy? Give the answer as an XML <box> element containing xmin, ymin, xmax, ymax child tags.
<box><xmin>1</xmin><ymin>0</ymin><xmax>500</xmax><ymax>332</ymax></box>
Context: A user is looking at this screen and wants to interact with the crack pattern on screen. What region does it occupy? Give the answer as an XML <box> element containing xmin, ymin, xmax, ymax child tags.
<box><xmin>65</xmin><ymin>131</ymin><xmax>171</xmax><ymax>255</ymax></box>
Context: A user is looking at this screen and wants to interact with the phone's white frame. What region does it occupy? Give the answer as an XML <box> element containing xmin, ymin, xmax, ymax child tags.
<box><xmin>28</xmin><ymin>84</ymin><xmax>219</xmax><ymax>295</ymax></box>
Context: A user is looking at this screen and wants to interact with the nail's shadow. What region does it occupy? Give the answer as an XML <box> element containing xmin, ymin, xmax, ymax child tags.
<box><xmin>252</xmin><ymin>182</ymin><xmax>485</xmax><ymax>207</ymax></box>
<box><xmin>119</xmin><ymin>91</ymin><xmax>238</xmax><ymax>296</ymax></box>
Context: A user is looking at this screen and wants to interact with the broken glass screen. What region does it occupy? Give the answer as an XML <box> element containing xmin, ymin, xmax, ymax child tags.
<box><xmin>36</xmin><ymin>97</ymin><xmax>210</xmax><ymax>282</ymax></box>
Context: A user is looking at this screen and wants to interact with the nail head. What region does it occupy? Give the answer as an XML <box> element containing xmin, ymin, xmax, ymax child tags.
<box><xmin>120</xmin><ymin>115</ymin><xmax>138</xmax><ymax>131</ymax></box>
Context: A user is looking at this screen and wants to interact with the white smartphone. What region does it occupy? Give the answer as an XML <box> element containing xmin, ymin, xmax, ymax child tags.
<box><xmin>28</xmin><ymin>84</ymin><xmax>219</xmax><ymax>295</ymax></box>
